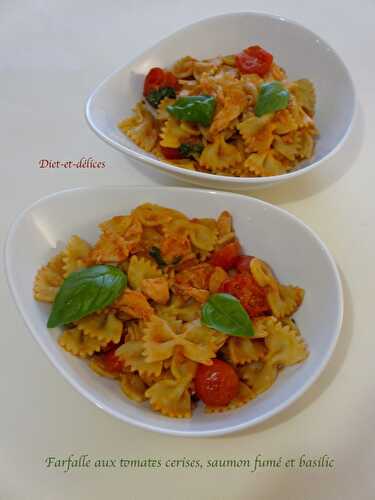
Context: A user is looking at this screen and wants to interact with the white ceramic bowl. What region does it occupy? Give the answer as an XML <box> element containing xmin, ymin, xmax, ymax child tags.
<box><xmin>86</xmin><ymin>12</ymin><xmax>355</xmax><ymax>191</ymax></box>
<box><xmin>5</xmin><ymin>187</ymin><xmax>343</xmax><ymax>436</ymax></box>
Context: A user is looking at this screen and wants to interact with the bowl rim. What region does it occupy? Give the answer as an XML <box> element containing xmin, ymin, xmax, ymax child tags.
<box><xmin>85</xmin><ymin>11</ymin><xmax>356</xmax><ymax>185</ymax></box>
<box><xmin>5</xmin><ymin>186</ymin><xmax>344</xmax><ymax>436</ymax></box>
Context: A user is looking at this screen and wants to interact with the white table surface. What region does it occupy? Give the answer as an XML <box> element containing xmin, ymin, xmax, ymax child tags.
<box><xmin>1</xmin><ymin>1</ymin><xmax>374</xmax><ymax>499</ymax></box>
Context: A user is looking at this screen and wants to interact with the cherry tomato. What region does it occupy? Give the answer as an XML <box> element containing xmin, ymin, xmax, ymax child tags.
<box><xmin>210</xmin><ymin>241</ymin><xmax>241</xmax><ymax>270</ymax></box>
<box><xmin>143</xmin><ymin>67</ymin><xmax>165</xmax><ymax>96</ymax></box>
<box><xmin>195</xmin><ymin>359</ymin><xmax>240</xmax><ymax>407</ymax></box>
<box><xmin>233</xmin><ymin>255</ymin><xmax>254</xmax><ymax>273</ymax></box>
<box><xmin>163</xmin><ymin>71</ymin><xmax>178</xmax><ymax>89</ymax></box>
<box><xmin>143</xmin><ymin>67</ymin><xmax>179</xmax><ymax>96</ymax></box>
<box><xmin>219</xmin><ymin>273</ymin><xmax>270</xmax><ymax>317</ymax></box>
<box><xmin>99</xmin><ymin>349</ymin><xmax>124</xmax><ymax>373</ymax></box>
<box><xmin>160</xmin><ymin>146</ymin><xmax>183</xmax><ymax>160</ymax></box>
<box><xmin>235</xmin><ymin>45</ymin><xmax>273</xmax><ymax>76</ymax></box>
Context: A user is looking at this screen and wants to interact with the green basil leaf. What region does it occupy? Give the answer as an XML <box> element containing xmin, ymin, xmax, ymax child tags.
<box><xmin>149</xmin><ymin>246</ymin><xmax>166</xmax><ymax>267</ymax></box>
<box><xmin>146</xmin><ymin>87</ymin><xmax>176</xmax><ymax>108</ymax></box>
<box><xmin>179</xmin><ymin>143</ymin><xmax>204</xmax><ymax>159</ymax></box>
<box><xmin>47</xmin><ymin>265</ymin><xmax>127</xmax><ymax>328</ymax></box>
<box><xmin>167</xmin><ymin>95</ymin><xmax>216</xmax><ymax>127</ymax></box>
<box><xmin>201</xmin><ymin>293</ymin><xmax>254</xmax><ymax>337</ymax></box>
<box><xmin>255</xmin><ymin>82</ymin><xmax>289</xmax><ymax>117</ymax></box>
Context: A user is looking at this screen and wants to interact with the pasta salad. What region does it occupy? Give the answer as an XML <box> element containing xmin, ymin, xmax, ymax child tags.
<box><xmin>119</xmin><ymin>45</ymin><xmax>318</xmax><ymax>177</ymax></box>
<box><xmin>33</xmin><ymin>203</ymin><xmax>308</xmax><ymax>418</ymax></box>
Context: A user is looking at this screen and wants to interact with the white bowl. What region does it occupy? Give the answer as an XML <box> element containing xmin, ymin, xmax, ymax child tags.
<box><xmin>5</xmin><ymin>186</ymin><xmax>343</xmax><ymax>436</ymax></box>
<box><xmin>86</xmin><ymin>12</ymin><xmax>355</xmax><ymax>191</ymax></box>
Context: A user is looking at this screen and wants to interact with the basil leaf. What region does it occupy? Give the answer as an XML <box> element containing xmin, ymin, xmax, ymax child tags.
<box><xmin>255</xmin><ymin>82</ymin><xmax>289</xmax><ymax>117</ymax></box>
<box><xmin>179</xmin><ymin>143</ymin><xmax>204</xmax><ymax>159</ymax></box>
<box><xmin>47</xmin><ymin>265</ymin><xmax>127</xmax><ymax>328</ymax></box>
<box><xmin>149</xmin><ymin>246</ymin><xmax>166</xmax><ymax>267</ymax></box>
<box><xmin>201</xmin><ymin>293</ymin><xmax>254</xmax><ymax>337</ymax></box>
<box><xmin>146</xmin><ymin>87</ymin><xmax>176</xmax><ymax>108</ymax></box>
<box><xmin>167</xmin><ymin>95</ymin><xmax>216</xmax><ymax>127</ymax></box>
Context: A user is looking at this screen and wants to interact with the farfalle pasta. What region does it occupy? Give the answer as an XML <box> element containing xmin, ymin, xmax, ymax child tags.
<box><xmin>119</xmin><ymin>45</ymin><xmax>318</xmax><ymax>177</ymax></box>
<box><xmin>33</xmin><ymin>203</ymin><xmax>308</xmax><ymax>418</ymax></box>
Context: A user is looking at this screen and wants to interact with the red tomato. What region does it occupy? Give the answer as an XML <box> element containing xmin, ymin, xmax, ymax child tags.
<box><xmin>195</xmin><ymin>359</ymin><xmax>240</xmax><ymax>407</ymax></box>
<box><xmin>160</xmin><ymin>146</ymin><xmax>183</xmax><ymax>160</ymax></box>
<box><xmin>143</xmin><ymin>67</ymin><xmax>179</xmax><ymax>96</ymax></box>
<box><xmin>233</xmin><ymin>255</ymin><xmax>254</xmax><ymax>273</ymax></box>
<box><xmin>143</xmin><ymin>67</ymin><xmax>165</xmax><ymax>96</ymax></box>
<box><xmin>210</xmin><ymin>241</ymin><xmax>241</xmax><ymax>270</ymax></box>
<box><xmin>99</xmin><ymin>349</ymin><xmax>124</xmax><ymax>373</ymax></box>
<box><xmin>163</xmin><ymin>71</ymin><xmax>178</xmax><ymax>89</ymax></box>
<box><xmin>235</xmin><ymin>45</ymin><xmax>273</xmax><ymax>76</ymax></box>
<box><xmin>219</xmin><ymin>273</ymin><xmax>270</xmax><ymax>317</ymax></box>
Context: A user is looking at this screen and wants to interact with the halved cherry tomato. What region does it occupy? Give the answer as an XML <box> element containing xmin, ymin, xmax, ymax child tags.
<box><xmin>235</xmin><ymin>45</ymin><xmax>273</xmax><ymax>76</ymax></box>
<box><xmin>143</xmin><ymin>67</ymin><xmax>165</xmax><ymax>96</ymax></box>
<box><xmin>163</xmin><ymin>71</ymin><xmax>178</xmax><ymax>90</ymax></box>
<box><xmin>99</xmin><ymin>349</ymin><xmax>124</xmax><ymax>373</ymax></box>
<box><xmin>219</xmin><ymin>273</ymin><xmax>270</xmax><ymax>317</ymax></box>
<box><xmin>233</xmin><ymin>255</ymin><xmax>255</xmax><ymax>273</ymax></box>
<box><xmin>210</xmin><ymin>241</ymin><xmax>241</xmax><ymax>270</ymax></box>
<box><xmin>195</xmin><ymin>359</ymin><xmax>240</xmax><ymax>407</ymax></box>
<box><xmin>160</xmin><ymin>146</ymin><xmax>183</xmax><ymax>160</ymax></box>
<box><xmin>143</xmin><ymin>67</ymin><xmax>179</xmax><ymax>96</ymax></box>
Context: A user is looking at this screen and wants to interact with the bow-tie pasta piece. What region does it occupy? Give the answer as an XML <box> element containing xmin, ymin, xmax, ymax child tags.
<box><xmin>143</xmin><ymin>316</ymin><xmax>179</xmax><ymax>363</ymax></box>
<box><xmin>250</xmin><ymin>258</ymin><xmax>278</xmax><ymax>289</ymax></box>
<box><xmin>209</xmin><ymin>82</ymin><xmax>248</xmax><ymax>136</ymax></box>
<box><xmin>145</xmin><ymin>378</ymin><xmax>192</xmax><ymax>418</ymax></box>
<box><xmin>132</xmin><ymin>203</ymin><xmax>188</xmax><ymax>228</ymax></box>
<box><xmin>89</xmin><ymin>215</ymin><xmax>142</xmax><ymax>264</ymax></box>
<box><xmin>183</xmin><ymin>320</ymin><xmax>227</xmax><ymax>355</ymax></box>
<box><xmin>188</xmin><ymin>221</ymin><xmax>218</xmax><ymax>252</ymax></box>
<box><xmin>216</xmin><ymin>210</ymin><xmax>236</xmax><ymax>247</ymax></box>
<box><xmin>252</xmin><ymin>316</ymin><xmax>278</xmax><ymax>338</ymax></box>
<box><xmin>267</xmin><ymin>285</ymin><xmax>304</xmax><ymax>319</ymax></box>
<box><xmin>244</xmin><ymin>151</ymin><xmax>287</xmax><ymax>177</ymax></box>
<box><xmin>62</xmin><ymin>235</ymin><xmax>91</xmax><ymax>277</ymax></box>
<box><xmin>120</xmin><ymin>372</ymin><xmax>148</xmax><ymax>403</ymax></box>
<box><xmin>205</xmin><ymin>382</ymin><xmax>254</xmax><ymax>413</ymax></box>
<box><xmin>76</xmin><ymin>313</ymin><xmax>123</xmax><ymax>343</ymax></box>
<box><xmin>239</xmin><ymin>361</ymin><xmax>278</xmax><ymax>396</ymax></box>
<box><xmin>139</xmin><ymin>367</ymin><xmax>171</xmax><ymax>387</ymax></box>
<box><xmin>172</xmin><ymin>56</ymin><xmax>196</xmax><ymax>78</ymax></box>
<box><xmin>118</xmin><ymin>102</ymin><xmax>158</xmax><ymax>151</ymax></box>
<box><xmin>224</xmin><ymin>337</ymin><xmax>267</xmax><ymax>365</ymax></box>
<box><xmin>208</xmin><ymin>266</ymin><xmax>229</xmax><ymax>293</ymax></box>
<box><xmin>160</xmin><ymin>117</ymin><xmax>194</xmax><ymax>149</ymax></box>
<box><xmin>33</xmin><ymin>252</ymin><xmax>65</xmax><ymax>303</ymax></box>
<box><xmin>288</xmin><ymin>79</ymin><xmax>316</xmax><ymax>116</ymax></box>
<box><xmin>127</xmin><ymin>255</ymin><xmax>161</xmax><ymax>290</ymax></box>
<box><xmin>112</xmin><ymin>289</ymin><xmax>154</xmax><ymax>320</ymax></box>
<box><xmin>265</xmin><ymin>319</ymin><xmax>308</xmax><ymax>367</ymax></box>
<box><xmin>89</xmin><ymin>354</ymin><xmax>124</xmax><ymax>379</ymax></box>
<box><xmin>141</xmin><ymin>277</ymin><xmax>170</xmax><ymax>305</ymax></box>
<box><xmin>250</xmin><ymin>258</ymin><xmax>304</xmax><ymax>318</ymax></box>
<box><xmin>156</xmin><ymin>97</ymin><xmax>177</xmax><ymax>121</ymax></box>
<box><xmin>58</xmin><ymin>327</ymin><xmax>107</xmax><ymax>358</ymax></box>
<box><xmin>126</xmin><ymin>321</ymin><xmax>145</xmax><ymax>341</ymax></box>
<box><xmin>145</xmin><ymin>351</ymin><xmax>196</xmax><ymax>418</ymax></box>
<box><xmin>90</xmin><ymin>232</ymin><xmax>129</xmax><ymax>263</ymax></box>
<box><xmin>237</xmin><ymin>113</ymin><xmax>274</xmax><ymax>148</ymax></box>
<box><xmin>199</xmin><ymin>133</ymin><xmax>243</xmax><ymax>173</ymax></box>
<box><xmin>116</xmin><ymin>340</ymin><xmax>163</xmax><ymax>377</ymax></box>
<box><xmin>156</xmin><ymin>296</ymin><xmax>201</xmax><ymax>323</ymax></box>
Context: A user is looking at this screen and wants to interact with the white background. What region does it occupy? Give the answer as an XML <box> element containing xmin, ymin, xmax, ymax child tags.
<box><xmin>1</xmin><ymin>1</ymin><xmax>374</xmax><ymax>499</ymax></box>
